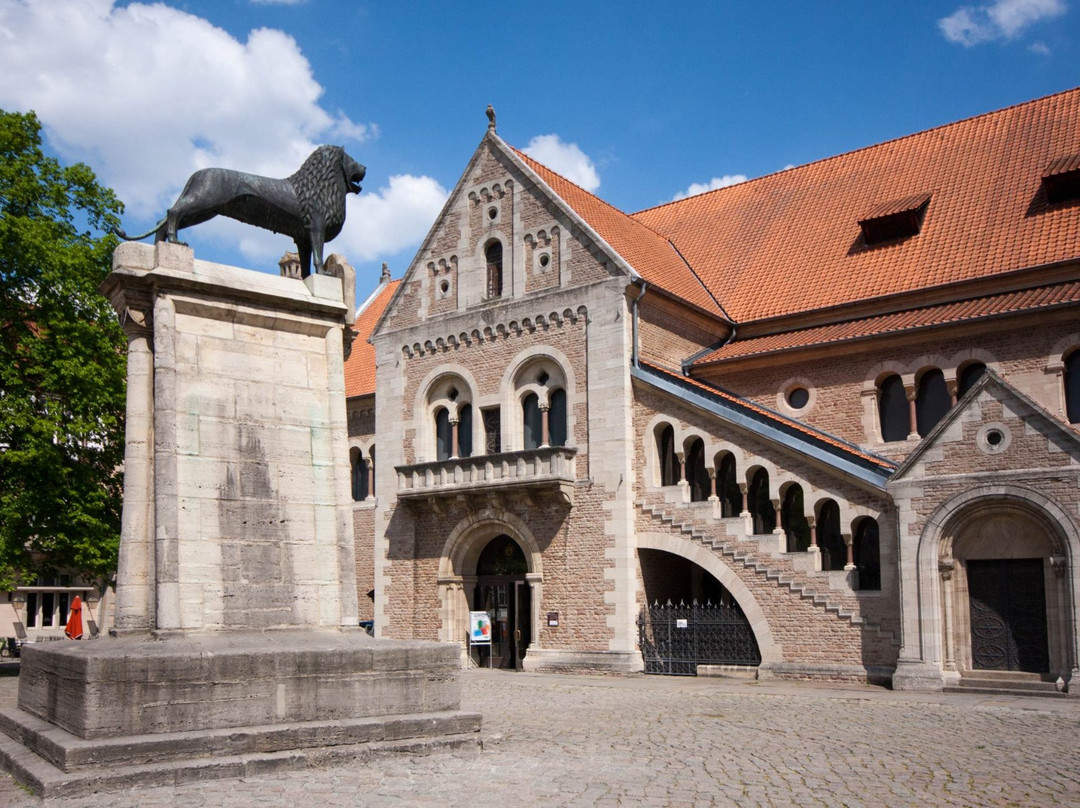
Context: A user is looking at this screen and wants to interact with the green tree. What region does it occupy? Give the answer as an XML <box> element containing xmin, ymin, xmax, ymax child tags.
<box><xmin>0</xmin><ymin>109</ymin><xmax>125</xmax><ymax>589</ymax></box>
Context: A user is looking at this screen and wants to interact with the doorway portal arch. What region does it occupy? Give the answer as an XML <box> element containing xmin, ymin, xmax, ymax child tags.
<box><xmin>437</xmin><ymin>508</ymin><xmax>543</xmax><ymax>666</ymax></box>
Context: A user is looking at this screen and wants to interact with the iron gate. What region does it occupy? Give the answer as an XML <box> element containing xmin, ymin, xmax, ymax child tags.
<box><xmin>637</xmin><ymin>600</ymin><xmax>761</xmax><ymax>675</ymax></box>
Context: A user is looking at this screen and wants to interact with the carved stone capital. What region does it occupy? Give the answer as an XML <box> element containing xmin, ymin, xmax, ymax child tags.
<box><xmin>938</xmin><ymin>556</ymin><xmax>955</xmax><ymax>581</ymax></box>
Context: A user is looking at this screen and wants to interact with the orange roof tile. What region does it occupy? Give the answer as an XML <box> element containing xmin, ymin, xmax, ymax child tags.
<box><xmin>344</xmin><ymin>279</ymin><xmax>400</xmax><ymax>398</ymax></box>
<box><xmin>633</xmin><ymin>88</ymin><xmax>1080</xmax><ymax>323</ymax></box>
<box><xmin>694</xmin><ymin>279</ymin><xmax>1080</xmax><ymax>364</ymax></box>
<box><xmin>508</xmin><ymin>146</ymin><xmax>725</xmax><ymax>317</ymax></box>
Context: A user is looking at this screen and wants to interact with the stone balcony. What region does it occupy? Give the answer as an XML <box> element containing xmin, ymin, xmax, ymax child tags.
<box><xmin>395</xmin><ymin>447</ymin><xmax>577</xmax><ymax>505</ymax></box>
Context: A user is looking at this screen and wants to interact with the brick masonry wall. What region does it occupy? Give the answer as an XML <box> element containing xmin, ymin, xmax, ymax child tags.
<box><xmin>638</xmin><ymin>294</ymin><xmax>725</xmax><ymax>370</ymax></box>
<box><xmin>700</xmin><ymin>316</ymin><xmax>1080</xmax><ymax>455</ymax></box>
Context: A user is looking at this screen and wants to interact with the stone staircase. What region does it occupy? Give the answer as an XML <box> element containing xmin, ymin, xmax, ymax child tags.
<box><xmin>636</xmin><ymin>497</ymin><xmax>900</xmax><ymax>646</ymax></box>
<box><xmin>944</xmin><ymin>670</ymin><xmax>1068</xmax><ymax>698</ymax></box>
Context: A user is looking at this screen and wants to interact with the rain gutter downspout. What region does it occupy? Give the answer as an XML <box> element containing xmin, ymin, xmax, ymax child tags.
<box><xmin>631</xmin><ymin>281</ymin><xmax>647</xmax><ymax>367</ymax></box>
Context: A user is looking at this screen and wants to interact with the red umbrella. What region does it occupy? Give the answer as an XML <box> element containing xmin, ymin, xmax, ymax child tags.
<box><xmin>64</xmin><ymin>595</ymin><xmax>83</xmax><ymax>640</ymax></box>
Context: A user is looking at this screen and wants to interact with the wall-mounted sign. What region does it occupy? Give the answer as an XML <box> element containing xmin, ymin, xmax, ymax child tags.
<box><xmin>676</xmin><ymin>619</ymin><xmax>688</xmax><ymax>629</ymax></box>
<box><xmin>547</xmin><ymin>611</ymin><xmax>559</xmax><ymax>627</ymax></box>
<box><xmin>469</xmin><ymin>611</ymin><xmax>492</xmax><ymax>644</ymax></box>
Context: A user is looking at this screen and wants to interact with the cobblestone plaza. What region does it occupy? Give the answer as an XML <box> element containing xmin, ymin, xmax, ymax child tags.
<box><xmin>2</xmin><ymin>668</ymin><xmax>1078</xmax><ymax>807</ymax></box>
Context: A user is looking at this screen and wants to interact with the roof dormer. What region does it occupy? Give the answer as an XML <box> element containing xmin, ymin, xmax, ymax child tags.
<box><xmin>858</xmin><ymin>192</ymin><xmax>931</xmax><ymax>246</ymax></box>
<box><xmin>1042</xmin><ymin>153</ymin><xmax>1080</xmax><ymax>205</ymax></box>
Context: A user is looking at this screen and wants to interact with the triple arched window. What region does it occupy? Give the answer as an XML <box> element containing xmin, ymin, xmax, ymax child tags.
<box><xmin>878</xmin><ymin>361</ymin><xmax>987</xmax><ymax>442</ymax></box>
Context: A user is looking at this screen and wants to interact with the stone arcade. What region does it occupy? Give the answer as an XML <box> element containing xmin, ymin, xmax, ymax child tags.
<box><xmin>0</xmin><ymin>243</ymin><xmax>479</xmax><ymax>797</ymax></box>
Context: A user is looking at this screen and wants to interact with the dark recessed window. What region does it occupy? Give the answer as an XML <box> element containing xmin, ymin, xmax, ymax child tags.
<box><xmin>786</xmin><ymin>386</ymin><xmax>810</xmax><ymax>409</ymax></box>
<box><xmin>1043</xmin><ymin>154</ymin><xmax>1080</xmax><ymax>205</ymax></box>
<box><xmin>858</xmin><ymin>192</ymin><xmax>931</xmax><ymax>246</ymax></box>
<box><xmin>485</xmin><ymin>241</ymin><xmax>503</xmax><ymax>298</ymax></box>
<box><xmin>957</xmin><ymin>362</ymin><xmax>987</xmax><ymax>398</ymax></box>
<box><xmin>1066</xmin><ymin>350</ymin><xmax>1080</xmax><ymax>424</ymax></box>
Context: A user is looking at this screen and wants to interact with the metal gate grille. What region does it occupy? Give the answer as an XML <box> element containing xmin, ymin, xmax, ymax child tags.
<box><xmin>637</xmin><ymin>600</ymin><xmax>761</xmax><ymax>676</ymax></box>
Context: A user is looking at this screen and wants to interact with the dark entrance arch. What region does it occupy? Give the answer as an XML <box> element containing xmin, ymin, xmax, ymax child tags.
<box><xmin>637</xmin><ymin>549</ymin><xmax>761</xmax><ymax>675</ymax></box>
<box><xmin>473</xmin><ymin>535</ymin><xmax>531</xmax><ymax>669</ymax></box>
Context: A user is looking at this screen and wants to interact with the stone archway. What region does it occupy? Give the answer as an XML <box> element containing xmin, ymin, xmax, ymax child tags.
<box><xmin>436</xmin><ymin>509</ymin><xmax>543</xmax><ymax>667</ymax></box>
<box><xmin>940</xmin><ymin>501</ymin><xmax>1067</xmax><ymax>679</ymax></box>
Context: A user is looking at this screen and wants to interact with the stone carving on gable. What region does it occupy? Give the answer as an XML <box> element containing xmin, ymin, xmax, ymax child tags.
<box><xmin>402</xmin><ymin>305</ymin><xmax>588</xmax><ymax>359</ymax></box>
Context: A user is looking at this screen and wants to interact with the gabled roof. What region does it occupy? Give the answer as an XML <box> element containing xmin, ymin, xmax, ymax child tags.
<box><xmin>889</xmin><ymin>368</ymin><xmax>1080</xmax><ymax>483</ymax></box>
<box><xmin>344</xmin><ymin>277</ymin><xmax>400</xmax><ymax>398</ymax></box>
<box><xmin>693</xmin><ymin>278</ymin><xmax>1080</xmax><ymax>365</ymax></box>
<box><xmin>508</xmin><ymin>146</ymin><xmax>726</xmax><ymax>318</ymax></box>
<box><xmin>632</xmin><ymin>87</ymin><xmax>1080</xmax><ymax>323</ymax></box>
<box><xmin>634</xmin><ymin>360</ymin><xmax>895</xmax><ymax>489</ymax></box>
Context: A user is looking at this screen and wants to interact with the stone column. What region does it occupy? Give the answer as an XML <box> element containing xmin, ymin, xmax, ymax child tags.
<box><xmin>939</xmin><ymin>558</ymin><xmax>956</xmax><ymax>673</ymax></box>
<box><xmin>676</xmin><ymin>452</ymin><xmax>689</xmax><ymax>503</ymax></box>
<box><xmin>807</xmin><ymin>516</ymin><xmax>822</xmax><ymax>571</ymax></box>
<box><xmin>947</xmin><ymin>378</ymin><xmax>959</xmax><ymax>407</ymax></box>
<box><xmin>366</xmin><ymin>457</ymin><xmax>375</xmax><ymax>499</ymax></box>
<box><xmin>539</xmin><ymin>404</ymin><xmax>551</xmax><ymax>448</ymax></box>
<box><xmin>906</xmin><ymin>384</ymin><xmax>919</xmax><ymax>440</ymax></box>
<box><xmin>112</xmin><ymin>297</ymin><xmax>155</xmax><ymax>634</ymax></box>
<box><xmin>450</xmin><ymin>418</ymin><xmax>460</xmax><ymax>460</ymax></box>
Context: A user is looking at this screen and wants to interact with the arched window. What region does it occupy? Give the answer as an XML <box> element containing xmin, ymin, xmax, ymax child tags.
<box><xmin>717</xmin><ymin>454</ymin><xmax>741</xmax><ymax>517</ymax></box>
<box><xmin>476</xmin><ymin>534</ymin><xmax>528</xmax><ymax>576</ymax></box>
<box><xmin>1066</xmin><ymin>350</ymin><xmax>1080</xmax><ymax>424</ymax></box>
<box><xmin>522</xmin><ymin>393</ymin><xmax>541</xmax><ymax>450</ymax></box>
<box><xmin>458</xmin><ymin>404</ymin><xmax>473</xmax><ymax>458</ymax></box>
<box><xmin>485</xmin><ymin>241</ymin><xmax>503</xmax><ymax>299</ymax></box>
<box><xmin>685</xmin><ymin>439</ymin><xmax>708</xmax><ymax>502</ymax></box>
<box><xmin>781</xmin><ymin>485</ymin><xmax>811</xmax><ymax>552</ymax></box>
<box><xmin>878</xmin><ymin>374</ymin><xmax>908</xmax><ymax>442</ymax></box>
<box><xmin>916</xmin><ymin>368</ymin><xmax>950</xmax><ymax>437</ymax></box>
<box><xmin>748</xmin><ymin>469</ymin><xmax>775</xmax><ymax>534</ymax></box>
<box><xmin>854</xmin><ymin>518</ymin><xmax>881</xmax><ymax>591</ymax></box>
<box><xmin>435</xmin><ymin>406</ymin><xmax>452</xmax><ymax>461</ymax></box>
<box><xmin>549</xmin><ymin>388</ymin><xmax>567</xmax><ymax>447</ymax></box>
<box><xmin>657</xmin><ymin>425</ymin><xmax>678</xmax><ymax>486</ymax></box>
<box><xmin>817</xmin><ymin>500</ymin><xmax>846</xmax><ymax>572</ymax></box>
<box><xmin>957</xmin><ymin>362</ymin><xmax>986</xmax><ymax>399</ymax></box>
<box><xmin>350</xmin><ymin>448</ymin><xmax>368</xmax><ymax>502</ymax></box>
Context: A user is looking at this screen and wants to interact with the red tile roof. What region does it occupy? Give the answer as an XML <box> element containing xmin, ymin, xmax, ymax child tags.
<box><xmin>344</xmin><ymin>279</ymin><xmax>400</xmax><ymax>398</ymax></box>
<box><xmin>632</xmin><ymin>88</ymin><xmax>1080</xmax><ymax>323</ymax></box>
<box><xmin>694</xmin><ymin>279</ymin><xmax>1080</xmax><ymax>364</ymax></box>
<box><xmin>509</xmin><ymin>146</ymin><xmax>725</xmax><ymax>317</ymax></box>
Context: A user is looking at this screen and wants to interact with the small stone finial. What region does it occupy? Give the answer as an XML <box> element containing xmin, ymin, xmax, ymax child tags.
<box><xmin>380</xmin><ymin>262</ymin><xmax>391</xmax><ymax>282</ymax></box>
<box><xmin>486</xmin><ymin>104</ymin><xmax>496</xmax><ymax>131</ymax></box>
<box><xmin>278</xmin><ymin>251</ymin><xmax>302</xmax><ymax>279</ymax></box>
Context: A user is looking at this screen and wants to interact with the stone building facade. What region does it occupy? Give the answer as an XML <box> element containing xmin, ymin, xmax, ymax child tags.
<box><xmin>344</xmin><ymin>89</ymin><xmax>1080</xmax><ymax>691</ymax></box>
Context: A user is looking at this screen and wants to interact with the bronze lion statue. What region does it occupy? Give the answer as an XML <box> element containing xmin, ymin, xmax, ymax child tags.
<box><xmin>115</xmin><ymin>145</ymin><xmax>366</xmax><ymax>278</ymax></box>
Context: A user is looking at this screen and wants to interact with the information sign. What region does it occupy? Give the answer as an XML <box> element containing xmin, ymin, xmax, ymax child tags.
<box><xmin>469</xmin><ymin>611</ymin><xmax>492</xmax><ymax>644</ymax></box>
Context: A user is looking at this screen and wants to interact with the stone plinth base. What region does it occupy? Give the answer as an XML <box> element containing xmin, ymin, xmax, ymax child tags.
<box><xmin>0</xmin><ymin>630</ymin><xmax>481</xmax><ymax>796</ymax></box>
<box><xmin>521</xmin><ymin>648</ymin><xmax>643</xmax><ymax>674</ymax></box>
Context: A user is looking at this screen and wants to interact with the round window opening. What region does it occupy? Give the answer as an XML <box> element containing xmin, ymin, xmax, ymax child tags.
<box><xmin>538</xmin><ymin>253</ymin><xmax>550</xmax><ymax>269</ymax></box>
<box><xmin>439</xmin><ymin>279</ymin><xmax>450</xmax><ymax>294</ymax></box>
<box><xmin>786</xmin><ymin>387</ymin><xmax>810</xmax><ymax>409</ymax></box>
<box><xmin>487</xmin><ymin>207</ymin><xmax>498</xmax><ymax>221</ymax></box>
<box><xmin>985</xmin><ymin>429</ymin><xmax>1004</xmax><ymax>446</ymax></box>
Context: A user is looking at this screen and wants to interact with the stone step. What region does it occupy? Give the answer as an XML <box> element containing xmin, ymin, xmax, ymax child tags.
<box><xmin>943</xmin><ymin>683</ymin><xmax>1068</xmax><ymax>699</ymax></box>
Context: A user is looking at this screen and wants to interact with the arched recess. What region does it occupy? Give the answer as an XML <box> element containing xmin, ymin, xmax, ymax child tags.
<box><xmin>436</xmin><ymin>508</ymin><xmax>544</xmax><ymax>665</ymax></box>
<box><xmin>412</xmin><ymin>363</ymin><xmax>481</xmax><ymax>463</ymax></box>
<box><xmin>501</xmin><ymin>346</ymin><xmax>578</xmax><ymax>453</ymax></box>
<box><xmin>637</xmin><ymin>532</ymin><xmax>781</xmax><ymax>663</ymax></box>
<box><xmin>912</xmin><ymin>485</ymin><xmax>1080</xmax><ymax>687</ymax></box>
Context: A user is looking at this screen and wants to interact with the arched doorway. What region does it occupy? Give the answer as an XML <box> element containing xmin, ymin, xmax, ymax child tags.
<box><xmin>637</xmin><ymin>548</ymin><xmax>761</xmax><ymax>675</ymax></box>
<box><xmin>943</xmin><ymin>503</ymin><xmax>1066</xmax><ymax>677</ymax></box>
<box><xmin>473</xmin><ymin>535</ymin><xmax>531</xmax><ymax>670</ymax></box>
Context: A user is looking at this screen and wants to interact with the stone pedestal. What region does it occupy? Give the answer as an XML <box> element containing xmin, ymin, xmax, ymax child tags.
<box><xmin>0</xmin><ymin>244</ymin><xmax>479</xmax><ymax>797</ymax></box>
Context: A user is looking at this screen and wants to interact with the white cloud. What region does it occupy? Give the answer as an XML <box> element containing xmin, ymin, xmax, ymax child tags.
<box><xmin>522</xmin><ymin>134</ymin><xmax>600</xmax><ymax>192</ymax></box>
<box><xmin>671</xmin><ymin>174</ymin><xmax>749</xmax><ymax>202</ymax></box>
<box><xmin>0</xmin><ymin>0</ymin><xmax>373</xmax><ymax>216</ymax></box>
<box><xmin>939</xmin><ymin>0</ymin><xmax>1067</xmax><ymax>46</ymax></box>
<box><xmin>333</xmin><ymin>175</ymin><xmax>450</xmax><ymax>263</ymax></box>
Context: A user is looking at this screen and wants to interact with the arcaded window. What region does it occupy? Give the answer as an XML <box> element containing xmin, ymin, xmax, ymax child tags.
<box><xmin>854</xmin><ymin>518</ymin><xmax>881</xmax><ymax>591</ymax></box>
<box><xmin>350</xmin><ymin>448</ymin><xmax>369</xmax><ymax>502</ymax></box>
<box><xmin>748</xmin><ymin>468</ymin><xmax>775</xmax><ymax>534</ymax></box>
<box><xmin>435</xmin><ymin>406</ymin><xmax>452</xmax><ymax>461</ymax></box>
<box><xmin>549</xmin><ymin>388</ymin><xmax>567</xmax><ymax>447</ymax></box>
<box><xmin>522</xmin><ymin>393</ymin><xmax>542</xmax><ymax>450</ymax></box>
<box><xmin>717</xmin><ymin>454</ymin><xmax>741</xmax><ymax>517</ymax></box>
<box><xmin>781</xmin><ymin>485</ymin><xmax>811</xmax><ymax>552</ymax></box>
<box><xmin>485</xmin><ymin>241</ymin><xmax>503</xmax><ymax>299</ymax></box>
<box><xmin>458</xmin><ymin>404</ymin><xmax>473</xmax><ymax>458</ymax></box>
<box><xmin>878</xmin><ymin>374</ymin><xmax>908</xmax><ymax>442</ymax></box>
<box><xmin>656</xmin><ymin>425</ymin><xmax>678</xmax><ymax>486</ymax></box>
<box><xmin>685</xmin><ymin>439</ymin><xmax>708</xmax><ymax>502</ymax></box>
<box><xmin>916</xmin><ymin>368</ymin><xmax>950</xmax><ymax>437</ymax></box>
<box><xmin>957</xmin><ymin>362</ymin><xmax>986</xmax><ymax>399</ymax></box>
<box><xmin>817</xmin><ymin>499</ymin><xmax>846</xmax><ymax>572</ymax></box>
<box><xmin>1066</xmin><ymin>350</ymin><xmax>1080</xmax><ymax>424</ymax></box>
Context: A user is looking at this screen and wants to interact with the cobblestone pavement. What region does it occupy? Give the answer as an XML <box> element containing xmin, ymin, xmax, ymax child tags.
<box><xmin>2</xmin><ymin>666</ymin><xmax>1080</xmax><ymax>807</ymax></box>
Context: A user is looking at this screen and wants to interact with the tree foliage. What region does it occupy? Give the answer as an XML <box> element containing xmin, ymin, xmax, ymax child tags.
<box><xmin>0</xmin><ymin>109</ymin><xmax>125</xmax><ymax>588</ymax></box>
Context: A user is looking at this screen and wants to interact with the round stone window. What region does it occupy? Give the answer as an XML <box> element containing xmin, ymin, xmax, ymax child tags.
<box><xmin>786</xmin><ymin>387</ymin><xmax>810</xmax><ymax>409</ymax></box>
<box><xmin>976</xmin><ymin>422</ymin><xmax>1012</xmax><ymax>455</ymax></box>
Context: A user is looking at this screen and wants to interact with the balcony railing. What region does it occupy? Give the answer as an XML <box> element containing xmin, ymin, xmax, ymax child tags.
<box><xmin>396</xmin><ymin>447</ymin><xmax>577</xmax><ymax>504</ymax></box>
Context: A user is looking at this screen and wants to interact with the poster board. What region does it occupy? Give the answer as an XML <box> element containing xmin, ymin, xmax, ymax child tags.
<box><xmin>469</xmin><ymin>611</ymin><xmax>492</xmax><ymax>645</ymax></box>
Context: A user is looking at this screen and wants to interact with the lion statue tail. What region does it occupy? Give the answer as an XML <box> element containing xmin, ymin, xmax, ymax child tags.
<box><xmin>112</xmin><ymin>219</ymin><xmax>166</xmax><ymax>242</ymax></box>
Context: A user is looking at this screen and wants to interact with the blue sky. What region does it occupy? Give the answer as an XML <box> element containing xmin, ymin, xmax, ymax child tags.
<box><xmin>1</xmin><ymin>1</ymin><xmax>1077</xmax><ymax>297</ymax></box>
